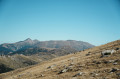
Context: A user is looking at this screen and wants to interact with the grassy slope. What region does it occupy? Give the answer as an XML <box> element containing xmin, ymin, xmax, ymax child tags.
<box><xmin>0</xmin><ymin>55</ymin><xmax>40</xmax><ymax>72</ymax></box>
<box><xmin>0</xmin><ymin>47</ymin><xmax>77</xmax><ymax>74</ymax></box>
<box><xmin>0</xmin><ymin>40</ymin><xmax>120</xmax><ymax>79</ymax></box>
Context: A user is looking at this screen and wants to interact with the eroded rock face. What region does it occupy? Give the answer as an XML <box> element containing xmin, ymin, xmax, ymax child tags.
<box><xmin>101</xmin><ymin>49</ymin><xmax>116</xmax><ymax>57</ymax></box>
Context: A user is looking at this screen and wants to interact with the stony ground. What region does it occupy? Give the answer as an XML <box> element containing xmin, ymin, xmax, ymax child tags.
<box><xmin>0</xmin><ymin>40</ymin><xmax>120</xmax><ymax>79</ymax></box>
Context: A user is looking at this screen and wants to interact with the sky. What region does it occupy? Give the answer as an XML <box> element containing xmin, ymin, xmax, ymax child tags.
<box><xmin>0</xmin><ymin>0</ymin><xmax>120</xmax><ymax>46</ymax></box>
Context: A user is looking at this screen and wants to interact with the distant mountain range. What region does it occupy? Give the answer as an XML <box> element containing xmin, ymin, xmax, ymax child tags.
<box><xmin>0</xmin><ymin>38</ymin><xmax>94</xmax><ymax>55</ymax></box>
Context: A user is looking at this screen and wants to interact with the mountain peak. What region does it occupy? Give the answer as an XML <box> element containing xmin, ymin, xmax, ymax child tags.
<box><xmin>24</xmin><ymin>38</ymin><xmax>32</xmax><ymax>41</ymax></box>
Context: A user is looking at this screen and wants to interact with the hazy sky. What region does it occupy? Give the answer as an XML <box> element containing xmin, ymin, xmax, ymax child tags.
<box><xmin>0</xmin><ymin>0</ymin><xmax>120</xmax><ymax>45</ymax></box>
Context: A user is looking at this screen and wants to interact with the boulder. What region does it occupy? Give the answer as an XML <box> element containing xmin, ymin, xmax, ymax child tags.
<box><xmin>101</xmin><ymin>50</ymin><xmax>115</xmax><ymax>57</ymax></box>
<box><xmin>86</xmin><ymin>52</ymin><xmax>91</xmax><ymax>56</ymax></box>
<box><xmin>58</xmin><ymin>65</ymin><xmax>73</xmax><ymax>74</ymax></box>
<box><xmin>47</xmin><ymin>64</ymin><xmax>56</xmax><ymax>69</ymax></box>
<box><xmin>58</xmin><ymin>69</ymin><xmax>68</xmax><ymax>74</ymax></box>
<box><xmin>61</xmin><ymin>69</ymin><xmax>68</xmax><ymax>73</ymax></box>
<box><xmin>116</xmin><ymin>73</ymin><xmax>120</xmax><ymax>76</ymax></box>
<box><xmin>115</xmin><ymin>48</ymin><xmax>119</xmax><ymax>51</ymax></box>
<box><xmin>110</xmin><ymin>68</ymin><xmax>119</xmax><ymax>73</ymax></box>
<box><xmin>73</xmin><ymin>72</ymin><xmax>84</xmax><ymax>77</ymax></box>
<box><xmin>72</xmin><ymin>77</ymin><xmax>77</xmax><ymax>79</ymax></box>
<box><xmin>113</xmin><ymin>62</ymin><xmax>118</xmax><ymax>65</ymax></box>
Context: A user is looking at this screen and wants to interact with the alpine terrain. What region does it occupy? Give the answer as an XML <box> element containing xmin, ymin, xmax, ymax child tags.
<box><xmin>0</xmin><ymin>40</ymin><xmax>120</xmax><ymax>79</ymax></box>
<box><xmin>0</xmin><ymin>38</ymin><xmax>94</xmax><ymax>74</ymax></box>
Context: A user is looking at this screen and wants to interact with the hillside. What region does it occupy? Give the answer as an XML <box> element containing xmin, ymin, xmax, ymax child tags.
<box><xmin>0</xmin><ymin>46</ymin><xmax>77</xmax><ymax>74</ymax></box>
<box><xmin>0</xmin><ymin>40</ymin><xmax>120</xmax><ymax>79</ymax></box>
<box><xmin>0</xmin><ymin>39</ymin><xmax>94</xmax><ymax>74</ymax></box>
<box><xmin>0</xmin><ymin>39</ymin><xmax>94</xmax><ymax>55</ymax></box>
<box><xmin>12</xmin><ymin>46</ymin><xmax>77</xmax><ymax>56</ymax></box>
<box><xmin>0</xmin><ymin>55</ymin><xmax>40</xmax><ymax>73</ymax></box>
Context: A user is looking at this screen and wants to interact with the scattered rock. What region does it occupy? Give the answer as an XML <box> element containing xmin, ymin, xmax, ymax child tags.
<box><xmin>110</xmin><ymin>68</ymin><xmax>118</xmax><ymax>72</ymax></box>
<box><xmin>73</xmin><ymin>72</ymin><xmax>84</xmax><ymax>77</ymax></box>
<box><xmin>86</xmin><ymin>53</ymin><xmax>90</xmax><ymax>56</ymax></box>
<box><xmin>113</xmin><ymin>62</ymin><xmax>118</xmax><ymax>65</ymax></box>
<box><xmin>40</xmin><ymin>74</ymin><xmax>44</xmax><ymax>77</ymax></box>
<box><xmin>95</xmin><ymin>74</ymin><xmax>99</xmax><ymax>76</ymax></box>
<box><xmin>59</xmin><ymin>69</ymin><xmax>68</xmax><ymax>74</ymax></box>
<box><xmin>116</xmin><ymin>73</ymin><xmax>120</xmax><ymax>76</ymax></box>
<box><xmin>18</xmin><ymin>74</ymin><xmax>22</xmax><ymax>77</ymax></box>
<box><xmin>103</xmin><ymin>60</ymin><xmax>109</xmax><ymax>64</ymax></box>
<box><xmin>115</xmin><ymin>59</ymin><xmax>120</xmax><ymax>62</ymax></box>
<box><xmin>62</xmin><ymin>69</ymin><xmax>68</xmax><ymax>72</ymax></box>
<box><xmin>103</xmin><ymin>59</ymin><xmax>119</xmax><ymax>64</ymax></box>
<box><xmin>36</xmin><ymin>74</ymin><xmax>44</xmax><ymax>78</ymax></box>
<box><xmin>96</xmin><ymin>61</ymin><xmax>101</xmax><ymax>64</ymax></box>
<box><xmin>70</xmin><ymin>63</ymin><xmax>74</xmax><ymax>65</ymax></box>
<box><xmin>90</xmin><ymin>72</ymin><xmax>99</xmax><ymax>77</ymax></box>
<box><xmin>93</xmin><ymin>60</ymin><xmax>101</xmax><ymax>64</ymax></box>
<box><xmin>58</xmin><ymin>65</ymin><xmax>73</xmax><ymax>74</ymax></box>
<box><xmin>115</xmin><ymin>48</ymin><xmax>120</xmax><ymax>51</ymax></box>
<box><xmin>108</xmin><ymin>60</ymin><xmax>116</xmax><ymax>63</ymax></box>
<box><xmin>86</xmin><ymin>52</ymin><xmax>91</xmax><ymax>56</ymax></box>
<box><xmin>66</xmin><ymin>66</ymin><xmax>73</xmax><ymax>69</ymax></box>
<box><xmin>47</xmin><ymin>64</ymin><xmax>56</xmax><ymax>69</ymax></box>
<box><xmin>72</xmin><ymin>77</ymin><xmax>78</xmax><ymax>79</ymax></box>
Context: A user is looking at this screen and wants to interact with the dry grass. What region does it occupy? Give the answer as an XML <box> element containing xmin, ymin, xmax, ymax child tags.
<box><xmin>0</xmin><ymin>40</ymin><xmax>120</xmax><ymax>79</ymax></box>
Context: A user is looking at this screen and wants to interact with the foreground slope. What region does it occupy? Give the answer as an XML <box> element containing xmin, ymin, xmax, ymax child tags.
<box><xmin>0</xmin><ymin>40</ymin><xmax>120</xmax><ymax>79</ymax></box>
<box><xmin>0</xmin><ymin>47</ymin><xmax>77</xmax><ymax>74</ymax></box>
<box><xmin>0</xmin><ymin>39</ymin><xmax>94</xmax><ymax>74</ymax></box>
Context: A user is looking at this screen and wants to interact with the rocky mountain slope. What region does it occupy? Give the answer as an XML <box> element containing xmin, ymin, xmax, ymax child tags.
<box><xmin>0</xmin><ymin>38</ymin><xmax>39</xmax><ymax>55</ymax></box>
<box><xmin>0</xmin><ymin>46</ymin><xmax>77</xmax><ymax>74</ymax></box>
<box><xmin>0</xmin><ymin>39</ymin><xmax>94</xmax><ymax>74</ymax></box>
<box><xmin>0</xmin><ymin>40</ymin><xmax>120</xmax><ymax>79</ymax></box>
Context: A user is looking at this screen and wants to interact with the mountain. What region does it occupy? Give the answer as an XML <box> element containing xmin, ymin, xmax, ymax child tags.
<box><xmin>0</xmin><ymin>39</ymin><xmax>94</xmax><ymax>55</ymax></box>
<box><xmin>0</xmin><ymin>38</ymin><xmax>39</xmax><ymax>55</ymax></box>
<box><xmin>0</xmin><ymin>39</ymin><xmax>94</xmax><ymax>74</ymax></box>
<box><xmin>0</xmin><ymin>40</ymin><xmax>119</xmax><ymax>79</ymax></box>
<box><xmin>34</xmin><ymin>40</ymin><xmax>94</xmax><ymax>51</ymax></box>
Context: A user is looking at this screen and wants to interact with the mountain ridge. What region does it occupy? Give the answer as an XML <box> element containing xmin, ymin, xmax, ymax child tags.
<box><xmin>0</xmin><ymin>38</ymin><xmax>94</xmax><ymax>55</ymax></box>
